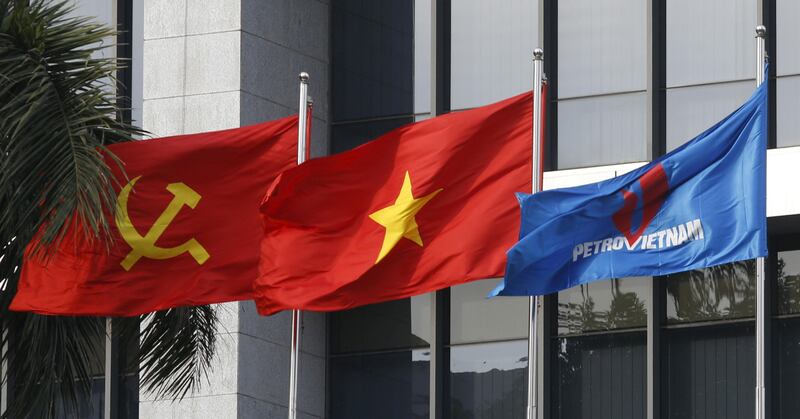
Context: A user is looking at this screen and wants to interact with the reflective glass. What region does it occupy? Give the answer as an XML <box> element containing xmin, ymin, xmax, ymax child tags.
<box><xmin>557</xmin><ymin>92</ymin><xmax>648</xmax><ymax>169</ymax></box>
<box><xmin>121</xmin><ymin>374</ymin><xmax>139</xmax><ymax>419</ymax></box>
<box><xmin>332</xmin><ymin>0</ymin><xmax>413</xmax><ymax>121</ymax></box>
<box><xmin>450</xmin><ymin>278</ymin><xmax>528</xmax><ymax>344</ymax></box>
<box><xmin>330</xmin><ymin>296</ymin><xmax>432</xmax><ymax>354</ymax></box>
<box><xmin>331</xmin><ymin>117</ymin><xmax>414</xmax><ymax>154</ymax></box>
<box><xmin>664</xmin><ymin>260</ymin><xmax>755</xmax><ymax>324</ymax></box>
<box><xmin>558</xmin><ymin>0</ymin><xmax>646</xmax><ymax>98</ymax></box>
<box><xmin>775</xmin><ymin>318</ymin><xmax>800</xmax><ymax>419</ymax></box>
<box><xmin>777</xmin><ymin>76</ymin><xmax>800</xmax><ymax>148</ymax></box>
<box><xmin>414</xmin><ymin>0</ymin><xmax>431</xmax><ymax>114</ymax></box>
<box><xmin>53</xmin><ymin>377</ymin><xmax>104</xmax><ymax>419</ymax></box>
<box><xmin>553</xmin><ymin>333</ymin><xmax>646</xmax><ymax>419</ymax></box>
<box><xmin>666</xmin><ymin>0</ymin><xmax>756</xmax><ymax>87</ymax></box>
<box><xmin>663</xmin><ymin>324</ymin><xmax>755</xmax><ymax>419</ymax></box>
<box><xmin>557</xmin><ymin>277</ymin><xmax>649</xmax><ymax>335</ymax></box>
<box><xmin>330</xmin><ymin>349</ymin><xmax>430</xmax><ymax>419</ymax></box>
<box><xmin>450</xmin><ymin>0</ymin><xmax>537</xmax><ymax>110</ymax></box>
<box><xmin>448</xmin><ymin>340</ymin><xmax>527</xmax><ymax>417</ymax></box>
<box><xmin>777</xmin><ymin>250</ymin><xmax>800</xmax><ymax>315</ymax></box>
<box><xmin>665</xmin><ymin>81</ymin><xmax>754</xmax><ymax>151</ymax></box>
<box><xmin>777</xmin><ymin>0</ymin><xmax>800</xmax><ymax>77</ymax></box>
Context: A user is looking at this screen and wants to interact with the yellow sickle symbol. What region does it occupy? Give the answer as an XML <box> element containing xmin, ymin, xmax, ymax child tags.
<box><xmin>115</xmin><ymin>176</ymin><xmax>210</xmax><ymax>271</ymax></box>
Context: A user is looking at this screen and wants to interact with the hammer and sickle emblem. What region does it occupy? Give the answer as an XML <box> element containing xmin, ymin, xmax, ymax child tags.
<box><xmin>115</xmin><ymin>176</ymin><xmax>210</xmax><ymax>271</ymax></box>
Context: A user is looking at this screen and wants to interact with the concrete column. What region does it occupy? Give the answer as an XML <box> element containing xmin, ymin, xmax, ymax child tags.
<box><xmin>138</xmin><ymin>1</ymin><xmax>329</xmax><ymax>417</ymax></box>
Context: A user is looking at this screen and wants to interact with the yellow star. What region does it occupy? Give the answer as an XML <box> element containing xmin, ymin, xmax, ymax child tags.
<box><xmin>368</xmin><ymin>171</ymin><xmax>443</xmax><ymax>264</ymax></box>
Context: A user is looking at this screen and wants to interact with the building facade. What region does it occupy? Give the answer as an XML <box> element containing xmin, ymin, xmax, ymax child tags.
<box><xmin>5</xmin><ymin>0</ymin><xmax>800</xmax><ymax>418</ymax></box>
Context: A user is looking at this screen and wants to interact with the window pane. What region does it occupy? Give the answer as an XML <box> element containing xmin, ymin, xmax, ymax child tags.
<box><xmin>663</xmin><ymin>324</ymin><xmax>755</xmax><ymax>419</ymax></box>
<box><xmin>557</xmin><ymin>92</ymin><xmax>648</xmax><ymax>169</ymax></box>
<box><xmin>777</xmin><ymin>250</ymin><xmax>800</xmax><ymax>315</ymax></box>
<box><xmin>553</xmin><ymin>333</ymin><xmax>646</xmax><ymax>419</ymax></box>
<box><xmin>775</xmin><ymin>318</ymin><xmax>800</xmax><ymax>419</ymax></box>
<box><xmin>330</xmin><ymin>296</ymin><xmax>431</xmax><ymax>354</ymax></box>
<box><xmin>53</xmin><ymin>377</ymin><xmax>104</xmax><ymax>419</ymax></box>
<box><xmin>450</xmin><ymin>278</ymin><xmax>528</xmax><ymax>344</ymax></box>
<box><xmin>664</xmin><ymin>260</ymin><xmax>755</xmax><ymax>324</ymax></box>
<box><xmin>414</xmin><ymin>0</ymin><xmax>431</xmax><ymax>114</ymax></box>
<box><xmin>666</xmin><ymin>0</ymin><xmax>756</xmax><ymax>87</ymax></box>
<box><xmin>448</xmin><ymin>340</ymin><xmax>527</xmax><ymax>417</ymax></box>
<box><xmin>777</xmin><ymin>0</ymin><xmax>800</xmax><ymax>77</ymax></box>
<box><xmin>330</xmin><ymin>349</ymin><xmax>430</xmax><ymax>419</ymax></box>
<box><xmin>666</xmin><ymin>81</ymin><xmax>753</xmax><ymax>151</ymax></box>
<box><xmin>450</xmin><ymin>0</ymin><xmax>537</xmax><ymax>110</ymax></box>
<box><xmin>331</xmin><ymin>117</ymin><xmax>413</xmax><ymax>154</ymax></box>
<box><xmin>557</xmin><ymin>277</ymin><xmax>649</xmax><ymax>335</ymax></box>
<box><xmin>332</xmin><ymin>0</ymin><xmax>413</xmax><ymax>121</ymax></box>
<box><xmin>558</xmin><ymin>0</ymin><xmax>646</xmax><ymax>98</ymax></box>
<box><xmin>777</xmin><ymin>76</ymin><xmax>800</xmax><ymax>148</ymax></box>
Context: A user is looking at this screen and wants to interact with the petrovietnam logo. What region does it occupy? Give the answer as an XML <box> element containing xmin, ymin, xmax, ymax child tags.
<box><xmin>571</xmin><ymin>163</ymin><xmax>706</xmax><ymax>263</ymax></box>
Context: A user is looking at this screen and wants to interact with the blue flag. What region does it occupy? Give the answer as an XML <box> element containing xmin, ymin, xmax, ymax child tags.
<box><xmin>493</xmin><ymin>77</ymin><xmax>767</xmax><ymax>297</ymax></box>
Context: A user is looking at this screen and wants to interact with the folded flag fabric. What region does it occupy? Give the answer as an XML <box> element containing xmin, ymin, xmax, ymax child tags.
<box><xmin>254</xmin><ymin>92</ymin><xmax>533</xmax><ymax>315</ymax></box>
<box><xmin>493</xmin><ymin>79</ymin><xmax>767</xmax><ymax>297</ymax></box>
<box><xmin>11</xmin><ymin>117</ymin><xmax>298</xmax><ymax>316</ymax></box>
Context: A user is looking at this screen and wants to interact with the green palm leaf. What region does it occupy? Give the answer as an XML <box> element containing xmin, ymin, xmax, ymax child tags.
<box><xmin>0</xmin><ymin>1</ymin><xmax>219</xmax><ymax>417</ymax></box>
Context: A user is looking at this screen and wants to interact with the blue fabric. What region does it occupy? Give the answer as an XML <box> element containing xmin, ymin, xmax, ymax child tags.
<box><xmin>492</xmin><ymin>77</ymin><xmax>768</xmax><ymax>297</ymax></box>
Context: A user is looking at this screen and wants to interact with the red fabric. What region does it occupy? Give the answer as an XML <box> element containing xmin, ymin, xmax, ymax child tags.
<box><xmin>11</xmin><ymin>117</ymin><xmax>298</xmax><ymax>316</ymax></box>
<box><xmin>254</xmin><ymin>93</ymin><xmax>533</xmax><ymax>315</ymax></box>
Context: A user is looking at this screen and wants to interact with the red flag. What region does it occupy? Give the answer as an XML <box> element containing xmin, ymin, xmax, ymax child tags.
<box><xmin>254</xmin><ymin>93</ymin><xmax>532</xmax><ymax>315</ymax></box>
<box><xmin>11</xmin><ymin>117</ymin><xmax>298</xmax><ymax>316</ymax></box>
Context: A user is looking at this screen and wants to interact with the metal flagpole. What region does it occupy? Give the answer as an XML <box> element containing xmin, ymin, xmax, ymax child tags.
<box><xmin>527</xmin><ymin>48</ymin><xmax>545</xmax><ymax>419</ymax></box>
<box><xmin>288</xmin><ymin>71</ymin><xmax>311</xmax><ymax>419</ymax></box>
<box><xmin>755</xmin><ymin>25</ymin><xmax>766</xmax><ymax>419</ymax></box>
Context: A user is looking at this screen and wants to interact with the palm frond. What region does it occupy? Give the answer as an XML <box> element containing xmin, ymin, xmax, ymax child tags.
<box><xmin>137</xmin><ymin>306</ymin><xmax>218</xmax><ymax>400</ymax></box>
<box><xmin>0</xmin><ymin>2</ymin><xmax>219</xmax><ymax>417</ymax></box>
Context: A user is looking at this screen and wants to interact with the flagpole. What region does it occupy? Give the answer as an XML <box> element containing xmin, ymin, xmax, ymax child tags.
<box><xmin>288</xmin><ymin>71</ymin><xmax>310</xmax><ymax>419</ymax></box>
<box><xmin>754</xmin><ymin>25</ymin><xmax>766</xmax><ymax>419</ymax></box>
<box><xmin>527</xmin><ymin>47</ymin><xmax>545</xmax><ymax>419</ymax></box>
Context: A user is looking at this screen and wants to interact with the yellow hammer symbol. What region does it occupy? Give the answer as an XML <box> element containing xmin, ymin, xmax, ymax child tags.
<box><xmin>115</xmin><ymin>176</ymin><xmax>210</xmax><ymax>271</ymax></box>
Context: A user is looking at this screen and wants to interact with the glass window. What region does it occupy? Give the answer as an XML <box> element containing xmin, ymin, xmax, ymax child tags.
<box><xmin>450</xmin><ymin>0</ymin><xmax>537</xmax><ymax>110</ymax></box>
<box><xmin>331</xmin><ymin>117</ymin><xmax>414</xmax><ymax>154</ymax></box>
<box><xmin>414</xmin><ymin>0</ymin><xmax>431</xmax><ymax>115</ymax></box>
<box><xmin>666</xmin><ymin>0</ymin><xmax>756</xmax><ymax>87</ymax></box>
<box><xmin>777</xmin><ymin>250</ymin><xmax>800</xmax><ymax>315</ymax></box>
<box><xmin>553</xmin><ymin>333</ymin><xmax>646</xmax><ymax>419</ymax></box>
<box><xmin>450</xmin><ymin>278</ymin><xmax>528</xmax><ymax>344</ymax></box>
<box><xmin>331</xmin><ymin>0</ymin><xmax>413</xmax><ymax>121</ymax></box>
<box><xmin>558</xmin><ymin>0</ymin><xmax>647</xmax><ymax>98</ymax></box>
<box><xmin>662</xmin><ymin>324</ymin><xmax>755</xmax><ymax>419</ymax></box>
<box><xmin>448</xmin><ymin>340</ymin><xmax>527</xmax><ymax>417</ymax></box>
<box><xmin>557</xmin><ymin>277</ymin><xmax>649</xmax><ymax>335</ymax></box>
<box><xmin>330</xmin><ymin>349</ymin><xmax>430</xmax><ymax>419</ymax></box>
<box><xmin>664</xmin><ymin>260</ymin><xmax>755</xmax><ymax>324</ymax></box>
<box><xmin>556</xmin><ymin>0</ymin><xmax>648</xmax><ymax>169</ymax></box>
<box><xmin>557</xmin><ymin>93</ymin><xmax>648</xmax><ymax>169</ymax></box>
<box><xmin>775</xmin><ymin>318</ymin><xmax>800</xmax><ymax>419</ymax></box>
<box><xmin>666</xmin><ymin>81</ymin><xmax>755</xmax><ymax>151</ymax></box>
<box><xmin>776</xmin><ymin>0</ymin><xmax>800</xmax><ymax>77</ymax></box>
<box><xmin>777</xmin><ymin>76</ymin><xmax>800</xmax><ymax>148</ymax></box>
<box><xmin>330</xmin><ymin>296</ymin><xmax>431</xmax><ymax>354</ymax></box>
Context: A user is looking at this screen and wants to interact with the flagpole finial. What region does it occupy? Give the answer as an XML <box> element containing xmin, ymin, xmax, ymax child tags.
<box><xmin>533</xmin><ymin>48</ymin><xmax>544</xmax><ymax>60</ymax></box>
<box><xmin>299</xmin><ymin>72</ymin><xmax>310</xmax><ymax>83</ymax></box>
<box><xmin>756</xmin><ymin>25</ymin><xmax>767</xmax><ymax>38</ymax></box>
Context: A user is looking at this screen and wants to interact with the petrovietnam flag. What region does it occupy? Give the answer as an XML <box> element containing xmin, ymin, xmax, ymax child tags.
<box><xmin>11</xmin><ymin>117</ymin><xmax>297</xmax><ymax>316</ymax></box>
<box><xmin>493</xmin><ymin>78</ymin><xmax>767</xmax><ymax>297</ymax></box>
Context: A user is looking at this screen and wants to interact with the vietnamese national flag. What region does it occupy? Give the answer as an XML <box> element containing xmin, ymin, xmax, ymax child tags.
<box><xmin>11</xmin><ymin>117</ymin><xmax>298</xmax><ymax>316</ymax></box>
<box><xmin>254</xmin><ymin>93</ymin><xmax>532</xmax><ymax>315</ymax></box>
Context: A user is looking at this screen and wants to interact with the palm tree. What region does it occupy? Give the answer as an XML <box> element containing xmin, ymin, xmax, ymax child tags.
<box><xmin>0</xmin><ymin>1</ymin><xmax>218</xmax><ymax>417</ymax></box>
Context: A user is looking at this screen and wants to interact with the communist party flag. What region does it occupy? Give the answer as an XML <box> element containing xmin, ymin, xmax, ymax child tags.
<box><xmin>254</xmin><ymin>92</ymin><xmax>532</xmax><ymax>315</ymax></box>
<box><xmin>11</xmin><ymin>117</ymin><xmax>297</xmax><ymax>316</ymax></box>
